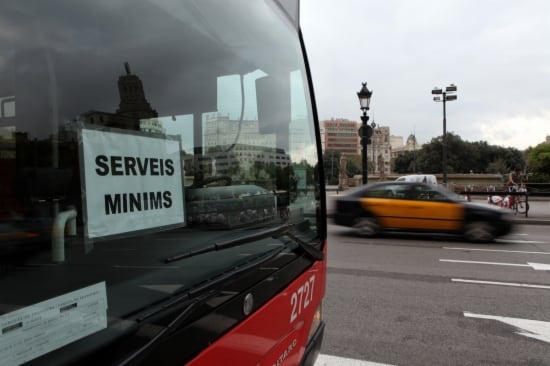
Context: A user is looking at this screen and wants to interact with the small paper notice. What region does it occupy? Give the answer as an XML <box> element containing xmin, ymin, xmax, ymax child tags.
<box><xmin>0</xmin><ymin>282</ymin><xmax>108</xmax><ymax>366</ymax></box>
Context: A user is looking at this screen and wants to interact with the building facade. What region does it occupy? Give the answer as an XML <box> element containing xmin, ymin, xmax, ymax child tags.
<box><xmin>321</xmin><ymin>118</ymin><xmax>360</xmax><ymax>155</ymax></box>
<box><xmin>391</xmin><ymin>134</ymin><xmax>421</xmax><ymax>158</ymax></box>
<box><xmin>371</xmin><ymin>126</ymin><xmax>393</xmax><ymax>176</ymax></box>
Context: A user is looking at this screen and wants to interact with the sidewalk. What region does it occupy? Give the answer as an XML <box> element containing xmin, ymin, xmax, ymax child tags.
<box><xmin>494</xmin><ymin>198</ymin><xmax>550</xmax><ymax>225</ymax></box>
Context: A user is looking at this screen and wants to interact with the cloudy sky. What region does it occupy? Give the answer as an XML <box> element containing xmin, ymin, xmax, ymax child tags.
<box><xmin>300</xmin><ymin>0</ymin><xmax>550</xmax><ymax>150</ymax></box>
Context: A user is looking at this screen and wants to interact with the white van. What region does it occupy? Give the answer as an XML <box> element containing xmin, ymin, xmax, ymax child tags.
<box><xmin>395</xmin><ymin>174</ymin><xmax>437</xmax><ymax>185</ymax></box>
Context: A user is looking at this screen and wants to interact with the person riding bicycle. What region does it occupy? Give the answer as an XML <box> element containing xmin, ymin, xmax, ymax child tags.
<box><xmin>506</xmin><ymin>167</ymin><xmax>523</xmax><ymax>189</ymax></box>
<box><xmin>505</xmin><ymin>167</ymin><xmax>524</xmax><ymax>208</ymax></box>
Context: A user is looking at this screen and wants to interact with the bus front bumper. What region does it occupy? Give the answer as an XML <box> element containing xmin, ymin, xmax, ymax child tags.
<box><xmin>300</xmin><ymin>321</ymin><xmax>325</xmax><ymax>366</ymax></box>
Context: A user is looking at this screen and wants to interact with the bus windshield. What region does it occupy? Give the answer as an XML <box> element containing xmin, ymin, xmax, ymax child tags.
<box><xmin>0</xmin><ymin>1</ymin><xmax>323</xmax><ymax>365</ymax></box>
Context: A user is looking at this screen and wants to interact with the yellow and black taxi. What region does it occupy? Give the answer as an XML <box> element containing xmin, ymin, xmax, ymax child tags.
<box><xmin>333</xmin><ymin>181</ymin><xmax>514</xmax><ymax>242</ymax></box>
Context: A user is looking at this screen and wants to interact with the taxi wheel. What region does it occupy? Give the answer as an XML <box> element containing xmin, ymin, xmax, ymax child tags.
<box><xmin>464</xmin><ymin>221</ymin><xmax>495</xmax><ymax>243</ymax></box>
<box><xmin>353</xmin><ymin>216</ymin><xmax>379</xmax><ymax>237</ymax></box>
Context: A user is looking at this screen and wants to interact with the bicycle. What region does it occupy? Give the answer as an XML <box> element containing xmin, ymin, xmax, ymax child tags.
<box><xmin>508</xmin><ymin>185</ymin><xmax>529</xmax><ymax>216</ymax></box>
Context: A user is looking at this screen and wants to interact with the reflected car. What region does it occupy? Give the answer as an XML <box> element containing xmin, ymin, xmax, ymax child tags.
<box><xmin>333</xmin><ymin>181</ymin><xmax>513</xmax><ymax>242</ymax></box>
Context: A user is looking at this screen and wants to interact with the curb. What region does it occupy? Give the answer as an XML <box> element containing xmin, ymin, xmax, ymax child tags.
<box><xmin>510</xmin><ymin>219</ymin><xmax>550</xmax><ymax>225</ymax></box>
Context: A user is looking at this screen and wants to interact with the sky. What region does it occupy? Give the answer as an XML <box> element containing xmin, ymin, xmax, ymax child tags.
<box><xmin>300</xmin><ymin>0</ymin><xmax>550</xmax><ymax>150</ymax></box>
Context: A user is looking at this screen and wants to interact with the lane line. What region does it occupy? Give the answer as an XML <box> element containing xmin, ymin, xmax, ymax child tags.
<box><xmin>496</xmin><ymin>239</ymin><xmax>548</xmax><ymax>244</ymax></box>
<box><xmin>452</xmin><ymin>278</ymin><xmax>550</xmax><ymax>290</ymax></box>
<box><xmin>315</xmin><ymin>354</ymin><xmax>395</xmax><ymax>366</ymax></box>
<box><xmin>441</xmin><ymin>259</ymin><xmax>550</xmax><ymax>271</ymax></box>
<box><xmin>439</xmin><ymin>259</ymin><xmax>529</xmax><ymax>267</ymax></box>
<box><xmin>444</xmin><ymin>247</ymin><xmax>550</xmax><ymax>255</ymax></box>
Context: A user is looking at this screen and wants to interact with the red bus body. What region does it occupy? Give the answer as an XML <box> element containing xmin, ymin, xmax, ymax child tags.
<box><xmin>188</xmin><ymin>244</ymin><xmax>326</xmax><ymax>366</ymax></box>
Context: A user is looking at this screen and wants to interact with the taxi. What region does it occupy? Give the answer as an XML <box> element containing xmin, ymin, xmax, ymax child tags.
<box><xmin>333</xmin><ymin>181</ymin><xmax>513</xmax><ymax>242</ymax></box>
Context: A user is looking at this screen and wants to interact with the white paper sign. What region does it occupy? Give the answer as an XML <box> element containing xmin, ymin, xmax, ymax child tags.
<box><xmin>0</xmin><ymin>282</ymin><xmax>108</xmax><ymax>366</ymax></box>
<box><xmin>81</xmin><ymin>128</ymin><xmax>185</xmax><ymax>239</ymax></box>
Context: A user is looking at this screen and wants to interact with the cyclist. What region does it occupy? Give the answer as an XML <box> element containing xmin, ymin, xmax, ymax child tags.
<box><xmin>505</xmin><ymin>167</ymin><xmax>524</xmax><ymax>209</ymax></box>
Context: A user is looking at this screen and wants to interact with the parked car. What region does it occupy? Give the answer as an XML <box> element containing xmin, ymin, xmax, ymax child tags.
<box><xmin>333</xmin><ymin>181</ymin><xmax>513</xmax><ymax>242</ymax></box>
<box><xmin>395</xmin><ymin>174</ymin><xmax>437</xmax><ymax>185</ymax></box>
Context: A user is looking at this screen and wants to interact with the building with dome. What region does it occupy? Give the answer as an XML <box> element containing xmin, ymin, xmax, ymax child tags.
<box><xmin>391</xmin><ymin>133</ymin><xmax>421</xmax><ymax>159</ymax></box>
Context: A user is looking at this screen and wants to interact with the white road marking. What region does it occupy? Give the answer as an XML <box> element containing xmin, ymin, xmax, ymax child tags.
<box><xmin>452</xmin><ymin>278</ymin><xmax>550</xmax><ymax>290</ymax></box>
<box><xmin>441</xmin><ymin>259</ymin><xmax>550</xmax><ymax>271</ymax></box>
<box><xmin>444</xmin><ymin>247</ymin><xmax>550</xmax><ymax>255</ymax></box>
<box><xmin>464</xmin><ymin>312</ymin><xmax>550</xmax><ymax>344</ymax></box>
<box><xmin>315</xmin><ymin>354</ymin><xmax>395</xmax><ymax>366</ymax></box>
<box><xmin>528</xmin><ymin>262</ymin><xmax>550</xmax><ymax>270</ymax></box>
<box><xmin>496</xmin><ymin>239</ymin><xmax>548</xmax><ymax>244</ymax></box>
<box><xmin>440</xmin><ymin>259</ymin><xmax>529</xmax><ymax>267</ymax></box>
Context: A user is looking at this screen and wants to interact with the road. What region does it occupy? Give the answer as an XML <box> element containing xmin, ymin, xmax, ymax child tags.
<box><xmin>317</xmin><ymin>224</ymin><xmax>550</xmax><ymax>366</ymax></box>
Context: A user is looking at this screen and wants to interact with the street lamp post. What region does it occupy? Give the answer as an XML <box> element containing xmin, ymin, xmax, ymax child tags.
<box><xmin>370</xmin><ymin>120</ymin><xmax>377</xmax><ymax>174</ymax></box>
<box><xmin>357</xmin><ymin>82</ymin><xmax>373</xmax><ymax>185</ymax></box>
<box><xmin>431</xmin><ymin>84</ymin><xmax>457</xmax><ymax>185</ymax></box>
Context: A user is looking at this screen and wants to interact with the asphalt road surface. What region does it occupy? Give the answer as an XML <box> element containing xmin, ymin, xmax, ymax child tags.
<box><xmin>317</xmin><ymin>223</ymin><xmax>550</xmax><ymax>366</ymax></box>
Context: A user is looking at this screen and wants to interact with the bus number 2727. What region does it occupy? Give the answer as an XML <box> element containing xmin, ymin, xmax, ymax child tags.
<box><xmin>290</xmin><ymin>275</ymin><xmax>315</xmax><ymax>323</ymax></box>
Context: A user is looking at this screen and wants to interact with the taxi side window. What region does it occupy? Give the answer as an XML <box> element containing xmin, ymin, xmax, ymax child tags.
<box><xmin>365</xmin><ymin>184</ymin><xmax>409</xmax><ymax>199</ymax></box>
<box><xmin>391</xmin><ymin>185</ymin><xmax>411</xmax><ymax>199</ymax></box>
<box><xmin>413</xmin><ymin>185</ymin><xmax>446</xmax><ymax>201</ymax></box>
<box><xmin>363</xmin><ymin>188</ymin><xmax>385</xmax><ymax>198</ymax></box>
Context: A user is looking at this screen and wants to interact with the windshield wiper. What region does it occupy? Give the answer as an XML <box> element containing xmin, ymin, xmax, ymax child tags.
<box><xmin>164</xmin><ymin>224</ymin><xmax>323</xmax><ymax>264</ymax></box>
<box><xmin>119</xmin><ymin>225</ymin><xmax>323</xmax><ymax>365</ymax></box>
<box><xmin>117</xmin><ymin>244</ymin><xmax>286</xmax><ymax>366</ymax></box>
<box><xmin>117</xmin><ymin>298</ymin><xmax>199</xmax><ymax>366</ymax></box>
<box><xmin>282</xmin><ymin>229</ymin><xmax>324</xmax><ymax>261</ymax></box>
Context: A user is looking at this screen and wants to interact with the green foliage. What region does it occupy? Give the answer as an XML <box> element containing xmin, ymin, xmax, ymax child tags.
<box><xmin>393</xmin><ymin>151</ymin><xmax>416</xmax><ymax>174</ymax></box>
<box><xmin>414</xmin><ymin>132</ymin><xmax>525</xmax><ymax>174</ymax></box>
<box><xmin>322</xmin><ymin>151</ymin><xmax>369</xmax><ymax>183</ymax></box>
<box><xmin>527</xmin><ymin>143</ymin><xmax>550</xmax><ymax>182</ymax></box>
<box><xmin>294</xmin><ymin>159</ymin><xmax>315</xmax><ymax>186</ymax></box>
<box><xmin>345</xmin><ymin>155</ymin><xmax>362</xmax><ymax>178</ymax></box>
<box><xmin>486</xmin><ymin>158</ymin><xmax>508</xmax><ymax>174</ymax></box>
<box><xmin>322</xmin><ymin>150</ymin><xmax>341</xmax><ymax>184</ymax></box>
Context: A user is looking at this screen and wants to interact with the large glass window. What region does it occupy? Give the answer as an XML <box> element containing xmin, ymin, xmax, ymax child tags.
<box><xmin>0</xmin><ymin>1</ymin><xmax>321</xmax><ymax>365</ymax></box>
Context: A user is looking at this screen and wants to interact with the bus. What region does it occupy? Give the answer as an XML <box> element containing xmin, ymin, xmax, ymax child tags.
<box><xmin>0</xmin><ymin>1</ymin><xmax>327</xmax><ymax>365</ymax></box>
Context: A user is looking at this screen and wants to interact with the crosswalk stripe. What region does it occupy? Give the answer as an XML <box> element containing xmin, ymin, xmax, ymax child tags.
<box><xmin>315</xmin><ymin>354</ymin><xmax>396</xmax><ymax>366</ymax></box>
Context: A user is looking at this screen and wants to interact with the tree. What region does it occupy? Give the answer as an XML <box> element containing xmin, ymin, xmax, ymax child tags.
<box><xmin>393</xmin><ymin>151</ymin><xmax>416</xmax><ymax>174</ymax></box>
<box><xmin>486</xmin><ymin>158</ymin><xmax>508</xmax><ymax>174</ymax></box>
<box><xmin>322</xmin><ymin>150</ymin><xmax>341</xmax><ymax>185</ymax></box>
<box><xmin>345</xmin><ymin>155</ymin><xmax>362</xmax><ymax>177</ymax></box>
<box><xmin>527</xmin><ymin>143</ymin><xmax>550</xmax><ymax>182</ymax></box>
<box><xmin>415</xmin><ymin>132</ymin><xmax>525</xmax><ymax>174</ymax></box>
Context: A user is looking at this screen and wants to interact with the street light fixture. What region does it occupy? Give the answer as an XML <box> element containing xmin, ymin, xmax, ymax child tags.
<box><xmin>370</xmin><ymin>120</ymin><xmax>377</xmax><ymax>174</ymax></box>
<box><xmin>357</xmin><ymin>82</ymin><xmax>373</xmax><ymax>185</ymax></box>
<box><xmin>432</xmin><ymin>83</ymin><xmax>457</xmax><ymax>185</ymax></box>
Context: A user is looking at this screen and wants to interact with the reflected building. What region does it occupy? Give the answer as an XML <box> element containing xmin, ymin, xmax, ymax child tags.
<box><xmin>203</xmin><ymin>114</ymin><xmax>290</xmax><ymax>178</ymax></box>
<box><xmin>81</xmin><ymin>63</ymin><xmax>161</xmax><ymax>133</ymax></box>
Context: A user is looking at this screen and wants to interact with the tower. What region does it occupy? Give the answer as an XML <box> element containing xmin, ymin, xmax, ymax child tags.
<box><xmin>116</xmin><ymin>62</ymin><xmax>158</xmax><ymax>120</ymax></box>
